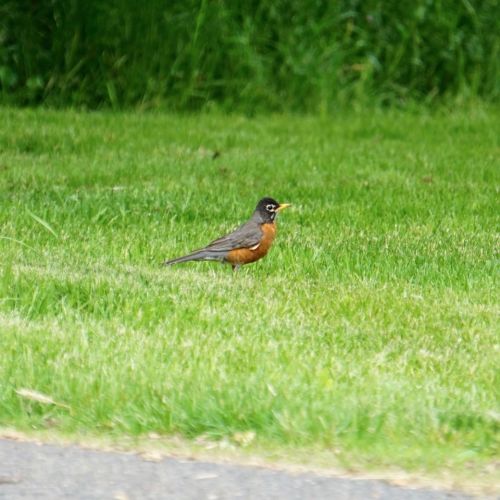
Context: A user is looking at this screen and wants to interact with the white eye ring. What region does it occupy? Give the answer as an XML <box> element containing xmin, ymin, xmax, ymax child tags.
<box><xmin>266</xmin><ymin>204</ymin><xmax>276</xmax><ymax>212</ymax></box>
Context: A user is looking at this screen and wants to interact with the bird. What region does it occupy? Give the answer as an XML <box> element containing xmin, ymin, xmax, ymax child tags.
<box><xmin>164</xmin><ymin>197</ymin><xmax>291</xmax><ymax>271</ymax></box>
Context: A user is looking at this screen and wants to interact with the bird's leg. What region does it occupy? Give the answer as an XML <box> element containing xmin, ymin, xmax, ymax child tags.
<box><xmin>232</xmin><ymin>264</ymin><xmax>241</xmax><ymax>273</ymax></box>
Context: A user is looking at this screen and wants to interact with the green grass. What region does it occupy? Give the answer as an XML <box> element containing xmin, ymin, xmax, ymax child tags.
<box><xmin>2</xmin><ymin>1</ymin><xmax>499</xmax><ymax>109</ymax></box>
<box><xmin>0</xmin><ymin>106</ymin><xmax>499</xmax><ymax>484</ymax></box>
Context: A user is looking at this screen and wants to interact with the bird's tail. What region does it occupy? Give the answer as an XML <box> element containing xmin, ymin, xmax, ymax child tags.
<box><xmin>163</xmin><ymin>249</ymin><xmax>223</xmax><ymax>266</ymax></box>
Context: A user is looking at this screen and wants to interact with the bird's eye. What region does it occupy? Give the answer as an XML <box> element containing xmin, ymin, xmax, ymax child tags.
<box><xmin>266</xmin><ymin>204</ymin><xmax>276</xmax><ymax>212</ymax></box>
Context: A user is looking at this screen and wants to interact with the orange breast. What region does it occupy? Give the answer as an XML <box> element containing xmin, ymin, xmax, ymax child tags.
<box><xmin>226</xmin><ymin>223</ymin><xmax>277</xmax><ymax>265</ymax></box>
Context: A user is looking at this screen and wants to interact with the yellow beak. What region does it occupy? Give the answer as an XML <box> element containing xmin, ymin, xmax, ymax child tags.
<box><xmin>277</xmin><ymin>203</ymin><xmax>291</xmax><ymax>212</ymax></box>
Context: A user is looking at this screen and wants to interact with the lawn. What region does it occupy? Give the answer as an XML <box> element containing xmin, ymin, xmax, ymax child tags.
<box><xmin>0</xmin><ymin>106</ymin><xmax>498</xmax><ymax>488</ymax></box>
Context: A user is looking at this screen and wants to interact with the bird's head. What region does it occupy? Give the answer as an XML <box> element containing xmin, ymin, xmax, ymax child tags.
<box><xmin>254</xmin><ymin>197</ymin><xmax>291</xmax><ymax>222</ymax></box>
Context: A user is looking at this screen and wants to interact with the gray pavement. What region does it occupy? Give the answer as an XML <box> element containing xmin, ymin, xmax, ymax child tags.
<box><xmin>0</xmin><ymin>439</ymin><xmax>471</xmax><ymax>499</ymax></box>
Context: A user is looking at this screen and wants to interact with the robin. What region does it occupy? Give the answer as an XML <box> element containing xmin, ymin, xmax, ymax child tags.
<box><xmin>164</xmin><ymin>197</ymin><xmax>291</xmax><ymax>271</ymax></box>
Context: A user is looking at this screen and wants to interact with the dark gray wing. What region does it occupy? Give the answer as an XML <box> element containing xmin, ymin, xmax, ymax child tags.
<box><xmin>204</xmin><ymin>220</ymin><xmax>263</xmax><ymax>252</ymax></box>
<box><xmin>164</xmin><ymin>220</ymin><xmax>263</xmax><ymax>266</ymax></box>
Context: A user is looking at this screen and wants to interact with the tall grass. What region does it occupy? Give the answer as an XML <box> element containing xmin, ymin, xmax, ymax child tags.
<box><xmin>1</xmin><ymin>0</ymin><xmax>499</xmax><ymax>111</ymax></box>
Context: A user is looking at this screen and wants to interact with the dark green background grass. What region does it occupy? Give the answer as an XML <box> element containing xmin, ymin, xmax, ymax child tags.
<box><xmin>1</xmin><ymin>1</ymin><xmax>499</xmax><ymax>109</ymax></box>
<box><xmin>0</xmin><ymin>106</ymin><xmax>499</xmax><ymax>478</ymax></box>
